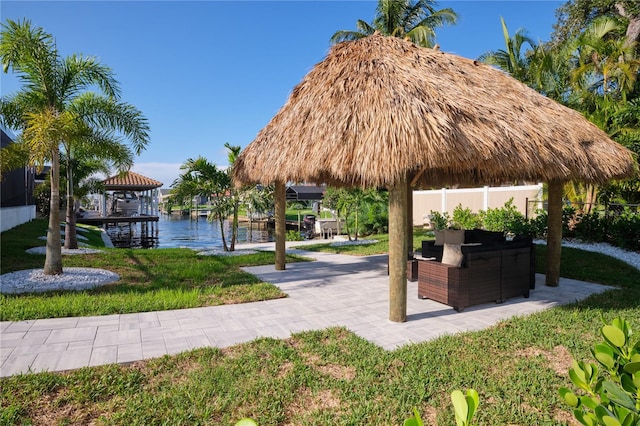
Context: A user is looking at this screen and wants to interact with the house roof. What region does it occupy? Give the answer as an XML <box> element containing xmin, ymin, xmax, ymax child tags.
<box><xmin>286</xmin><ymin>185</ymin><xmax>325</xmax><ymax>201</ymax></box>
<box><xmin>102</xmin><ymin>171</ymin><xmax>163</xmax><ymax>191</ymax></box>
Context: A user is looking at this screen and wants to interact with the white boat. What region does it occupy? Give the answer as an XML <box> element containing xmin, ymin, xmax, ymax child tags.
<box><xmin>109</xmin><ymin>191</ymin><xmax>140</xmax><ymax>216</ymax></box>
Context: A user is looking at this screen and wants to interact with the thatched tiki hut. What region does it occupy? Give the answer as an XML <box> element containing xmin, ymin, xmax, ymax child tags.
<box><xmin>233</xmin><ymin>34</ymin><xmax>635</xmax><ymax>323</ymax></box>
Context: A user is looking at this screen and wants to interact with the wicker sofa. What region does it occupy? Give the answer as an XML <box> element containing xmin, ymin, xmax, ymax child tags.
<box><xmin>417</xmin><ymin>229</ymin><xmax>535</xmax><ymax>312</ymax></box>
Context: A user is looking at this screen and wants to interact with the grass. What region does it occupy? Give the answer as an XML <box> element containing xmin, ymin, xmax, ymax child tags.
<box><xmin>1</xmin><ymin>221</ymin><xmax>639</xmax><ymax>424</ymax></box>
<box><xmin>0</xmin><ymin>219</ymin><xmax>308</xmax><ymax>321</ymax></box>
<box><xmin>301</xmin><ymin>227</ymin><xmax>433</xmax><ymax>256</ymax></box>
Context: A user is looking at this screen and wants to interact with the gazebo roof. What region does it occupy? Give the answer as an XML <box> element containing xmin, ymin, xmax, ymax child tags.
<box><xmin>234</xmin><ymin>34</ymin><xmax>635</xmax><ymax>189</ymax></box>
<box><xmin>102</xmin><ymin>171</ymin><xmax>163</xmax><ymax>191</ymax></box>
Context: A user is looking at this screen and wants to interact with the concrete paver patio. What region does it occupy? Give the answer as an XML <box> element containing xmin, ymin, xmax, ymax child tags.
<box><xmin>0</xmin><ymin>248</ymin><xmax>611</xmax><ymax>377</ymax></box>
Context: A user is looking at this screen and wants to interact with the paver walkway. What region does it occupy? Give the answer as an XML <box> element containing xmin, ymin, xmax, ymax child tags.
<box><xmin>0</xmin><ymin>246</ymin><xmax>611</xmax><ymax>377</ymax></box>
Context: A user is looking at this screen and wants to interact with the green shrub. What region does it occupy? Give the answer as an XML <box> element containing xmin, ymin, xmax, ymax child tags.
<box><xmin>360</xmin><ymin>201</ymin><xmax>389</xmax><ymax>235</ymax></box>
<box><xmin>573</xmin><ymin>212</ymin><xmax>607</xmax><ymax>242</ymax></box>
<box><xmin>452</xmin><ymin>204</ymin><xmax>480</xmax><ymax>230</ymax></box>
<box><xmin>607</xmin><ymin>209</ymin><xmax>640</xmax><ymax>251</ymax></box>
<box><xmin>478</xmin><ymin>199</ymin><xmax>528</xmax><ymax>234</ymax></box>
<box><xmin>428</xmin><ymin>211</ymin><xmax>450</xmax><ymax>230</ymax></box>
<box><xmin>559</xmin><ymin>317</ymin><xmax>640</xmax><ymax>426</ymax></box>
<box><xmin>286</xmin><ymin>230</ymin><xmax>303</xmax><ymax>241</ymax></box>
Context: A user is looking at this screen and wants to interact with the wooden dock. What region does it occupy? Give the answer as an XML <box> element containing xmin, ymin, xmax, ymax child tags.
<box><xmin>77</xmin><ymin>215</ymin><xmax>159</xmax><ymax>227</ymax></box>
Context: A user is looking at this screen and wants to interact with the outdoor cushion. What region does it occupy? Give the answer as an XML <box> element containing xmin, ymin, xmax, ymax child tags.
<box><xmin>445</xmin><ymin>229</ymin><xmax>465</xmax><ymax>245</ymax></box>
<box><xmin>441</xmin><ymin>243</ymin><xmax>464</xmax><ymax>267</ymax></box>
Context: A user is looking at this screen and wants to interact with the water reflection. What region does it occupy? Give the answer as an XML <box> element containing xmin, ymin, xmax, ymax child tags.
<box><xmin>106</xmin><ymin>215</ymin><xmax>274</xmax><ymax>249</ymax></box>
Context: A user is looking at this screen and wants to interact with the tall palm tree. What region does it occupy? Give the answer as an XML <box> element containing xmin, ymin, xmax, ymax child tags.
<box><xmin>571</xmin><ymin>16</ymin><xmax>640</xmax><ymax>101</ymax></box>
<box><xmin>0</xmin><ymin>19</ymin><xmax>149</xmax><ymax>273</ymax></box>
<box><xmin>331</xmin><ymin>0</ymin><xmax>457</xmax><ymax>48</ymax></box>
<box><xmin>173</xmin><ymin>156</ymin><xmax>233</xmax><ymax>251</ymax></box>
<box><xmin>224</xmin><ymin>142</ymin><xmax>242</xmax><ymax>251</ymax></box>
<box><xmin>61</xmin><ymin>127</ymin><xmax>138</xmax><ymax>248</ymax></box>
<box><xmin>62</xmin><ymin>93</ymin><xmax>149</xmax><ymax>249</ymax></box>
<box><xmin>478</xmin><ymin>17</ymin><xmax>537</xmax><ymax>83</ymax></box>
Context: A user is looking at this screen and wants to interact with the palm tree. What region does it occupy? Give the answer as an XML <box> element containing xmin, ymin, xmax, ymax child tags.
<box><xmin>0</xmin><ymin>19</ymin><xmax>149</xmax><ymax>273</ymax></box>
<box><xmin>478</xmin><ymin>17</ymin><xmax>537</xmax><ymax>83</ymax></box>
<box><xmin>61</xmin><ymin>129</ymin><xmax>138</xmax><ymax>248</ymax></box>
<box><xmin>224</xmin><ymin>142</ymin><xmax>242</xmax><ymax>251</ymax></box>
<box><xmin>62</xmin><ymin>93</ymin><xmax>148</xmax><ymax>249</ymax></box>
<box><xmin>173</xmin><ymin>157</ymin><xmax>234</xmax><ymax>251</ymax></box>
<box><xmin>331</xmin><ymin>0</ymin><xmax>457</xmax><ymax>48</ymax></box>
<box><xmin>571</xmin><ymin>17</ymin><xmax>640</xmax><ymax>101</ymax></box>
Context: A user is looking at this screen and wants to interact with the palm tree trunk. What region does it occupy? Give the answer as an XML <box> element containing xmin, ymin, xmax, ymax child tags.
<box><xmin>218</xmin><ymin>213</ymin><xmax>228</xmax><ymax>251</ymax></box>
<box><xmin>44</xmin><ymin>149</ymin><xmax>63</xmax><ymax>275</ymax></box>
<box><xmin>230</xmin><ymin>197</ymin><xmax>238</xmax><ymax>251</ymax></box>
<box><xmin>64</xmin><ymin>153</ymin><xmax>78</xmax><ymax>249</ymax></box>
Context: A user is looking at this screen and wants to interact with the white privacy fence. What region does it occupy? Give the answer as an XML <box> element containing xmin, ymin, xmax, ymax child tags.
<box><xmin>0</xmin><ymin>205</ymin><xmax>37</xmax><ymax>232</ymax></box>
<box><xmin>412</xmin><ymin>184</ymin><xmax>544</xmax><ymax>226</ymax></box>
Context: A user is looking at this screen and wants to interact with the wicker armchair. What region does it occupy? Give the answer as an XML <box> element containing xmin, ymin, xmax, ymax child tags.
<box><xmin>417</xmin><ymin>231</ymin><xmax>534</xmax><ymax>312</ymax></box>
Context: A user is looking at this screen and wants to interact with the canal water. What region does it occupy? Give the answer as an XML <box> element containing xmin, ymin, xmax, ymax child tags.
<box><xmin>106</xmin><ymin>214</ymin><xmax>274</xmax><ymax>249</ymax></box>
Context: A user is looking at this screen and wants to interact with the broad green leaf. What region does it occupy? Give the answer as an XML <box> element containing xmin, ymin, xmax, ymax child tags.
<box><xmin>595</xmin><ymin>343</ymin><xmax>616</xmax><ymax>369</ymax></box>
<box><xmin>570</xmin><ymin>367</ymin><xmax>592</xmax><ymax>391</ymax></box>
<box><xmin>602</xmin><ymin>415</ymin><xmax>622</xmax><ymax>426</ymax></box>
<box><xmin>465</xmin><ymin>389</ymin><xmax>479</xmax><ymax>421</ymax></box>
<box><xmin>451</xmin><ymin>390</ymin><xmax>468</xmax><ymax>426</ymax></box>
<box><xmin>235</xmin><ymin>419</ymin><xmax>258</xmax><ymax>426</ymax></box>
<box><xmin>611</xmin><ymin>318</ymin><xmax>629</xmax><ymax>337</ymax></box>
<box><xmin>404</xmin><ymin>407</ymin><xmax>424</xmax><ymax>426</ymax></box>
<box><xmin>580</xmin><ymin>396</ymin><xmax>599</xmax><ymax>410</ymax></box>
<box><xmin>575</xmin><ymin>410</ymin><xmax>598</xmax><ymax>426</ymax></box>
<box><xmin>620</xmin><ymin>375</ymin><xmax>637</xmax><ymax>395</ymax></box>
<box><xmin>602</xmin><ymin>381</ymin><xmax>637</xmax><ymax>411</ymax></box>
<box><xmin>603</xmin><ymin>325</ymin><xmax>627</xmax><ymax>348</ymax></box>
<box><xmin>559</xmin><ymin>387</ymin><xmax>580</xmax><ymax>407</ymax></box>
<box><xmin>623</xmin><ymin>362</ymin><xmax>640</xmax><ymax>374</ymax></box>
<box><xmin>404</xmin><ymin>417</ymin><xmax>421</xmax><ymax>426</ymax></box>
<box><xmin>595</xmin><ymin>405</ymin><xmax>616</xmax><ymax>422</ymax></box>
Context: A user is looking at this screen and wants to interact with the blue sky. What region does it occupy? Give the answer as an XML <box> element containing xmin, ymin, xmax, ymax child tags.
<box><xmin>1</xmin><ymin>0</ymin><xmax>564</xmax><ymax>188</ymax></box>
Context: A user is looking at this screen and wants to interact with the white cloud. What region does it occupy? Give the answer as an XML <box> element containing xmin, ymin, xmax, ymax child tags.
<box><xmin>132</xmin><ymin>162</ymin><xmax>182</xmax><ymax>188</ymax></box>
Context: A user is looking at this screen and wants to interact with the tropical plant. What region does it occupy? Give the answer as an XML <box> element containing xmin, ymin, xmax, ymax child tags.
<box><xmin>172</xmin><ymin>156</ymin><xmax>234</xmax><ymax>251</ymax></box>
<box><xmin>571</xmin><ymin>16</ymin><xmax>639</xmax><ymax>101</ymax></box>
<box><xmin>552</xmin><ymin>0</ymin><xmax>640</xmax><ymax>52</ymax></box>
<box><xmin>241</xmin><ymin>183</ymin><xmax>274</xmax><ymax>242</ymax></box>
<box><xmin>451</xmin><ymin>204</ymin><xmax>480</xmax><ymax>230</ymax></box>
<box><xmin>0</xmin><ymin>19</ymin><xmax>148</xmax><ymax>272</ymax></box>
<box><xmin>559</xmin><ymin>316</ymin><xmax>640</xmax><ymax>426</ymax></box>
<box><xmin>224</xmin><ymin>142</ymin><xmax>242</xmax><ymax>251</ymax></box>
<box><xmin>404</xmin><ymin>388</ymin><xmax>480</xmax><ymax>426</ymax></box>
<box><xmin>330</xmin><ymin>0</ymin><xmax>457</xmax><ymax>48</ymax></box>
<box><xmin>323</xmin><ymin>187</ymin><xmax>386</xmax><ymax>240</ymax></box>
<box><xmin>478</xmin><ymin>17</ymin><xmax>537</xmax><ymax>83</ymax></box>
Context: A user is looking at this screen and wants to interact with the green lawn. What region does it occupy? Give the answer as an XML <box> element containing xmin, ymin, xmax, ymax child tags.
<box><xmin>0</xmin><ymin>219</ymin><xmax>308</xmax><ymax>321</ymax></box>
<box><xmin>1</xmin><ymin>220</ymin><xmax>639</xmax><ymax>425</ymax></box>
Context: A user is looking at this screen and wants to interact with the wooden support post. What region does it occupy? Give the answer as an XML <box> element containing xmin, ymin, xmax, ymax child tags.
<box><xmin>407</xmin><ymin>180</ymin><xmax>414</xmax><ymax>255</ymax></box>
<box><xmin>275</xmin><ymin>181</ymin><xmax>286</xmax><ymax>271</ymax></box>
<box><xmin>389</xmin><ymin>177</ymin><xmax>408</xmax><ymax>322</ymax></box>
<box><xmin>546</xmin><ymin>180</ymin><xmax>563</xmax><ymax>287</ymax></box>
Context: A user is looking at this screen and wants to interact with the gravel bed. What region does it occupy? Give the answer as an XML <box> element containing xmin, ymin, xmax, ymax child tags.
<box><xmin>329</xmin><ymin>239</ymin><xmax>379</xmax><ymax>247</ymax></box>
<box><xmin>534</xmin><ymin>239</ymin><xmax>640</xmax><ymax>271</ymax></box>
<box><xmin>0</xmin><ymin>267</ymin><xmax>119</xmax><ymax>294</ymax></box>
<box><xmin>26</xmin><ymin>246</ymin><xmax>104</xmax><ymax>255</ymax></box>
<box><xmin>196</xmin><ymin>249</ymin><xmax>259</xmax><ymax>256</ymax></box>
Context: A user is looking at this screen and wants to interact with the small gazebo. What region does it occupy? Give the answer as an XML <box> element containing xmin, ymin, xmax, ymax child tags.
<box><xmin>233</xmin><ymin>34</ymin><xmax>636</xmax><ymax>322</ymax></box>
<box><xmin>101</xmin><ymin>171</ymin><xmax>163</xmax><ymax>217</ymax></box>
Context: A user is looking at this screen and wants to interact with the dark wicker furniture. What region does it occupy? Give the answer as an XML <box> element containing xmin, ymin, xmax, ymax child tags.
<box><xmin>417</xmin><ymin>230</ymin><xmax>534</xmax><ymax>312</ymax></box>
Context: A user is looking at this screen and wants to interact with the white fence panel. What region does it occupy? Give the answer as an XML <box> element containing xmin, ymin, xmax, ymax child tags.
<box><xmin>412</xmin><ymin>184</ymin><xmax>543</xmax><ymax>226</ymax></box>
<box><xmin>0</xmin><ymin>205</ymin><xmax>36</xmax><ymax>232</ymax></box>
